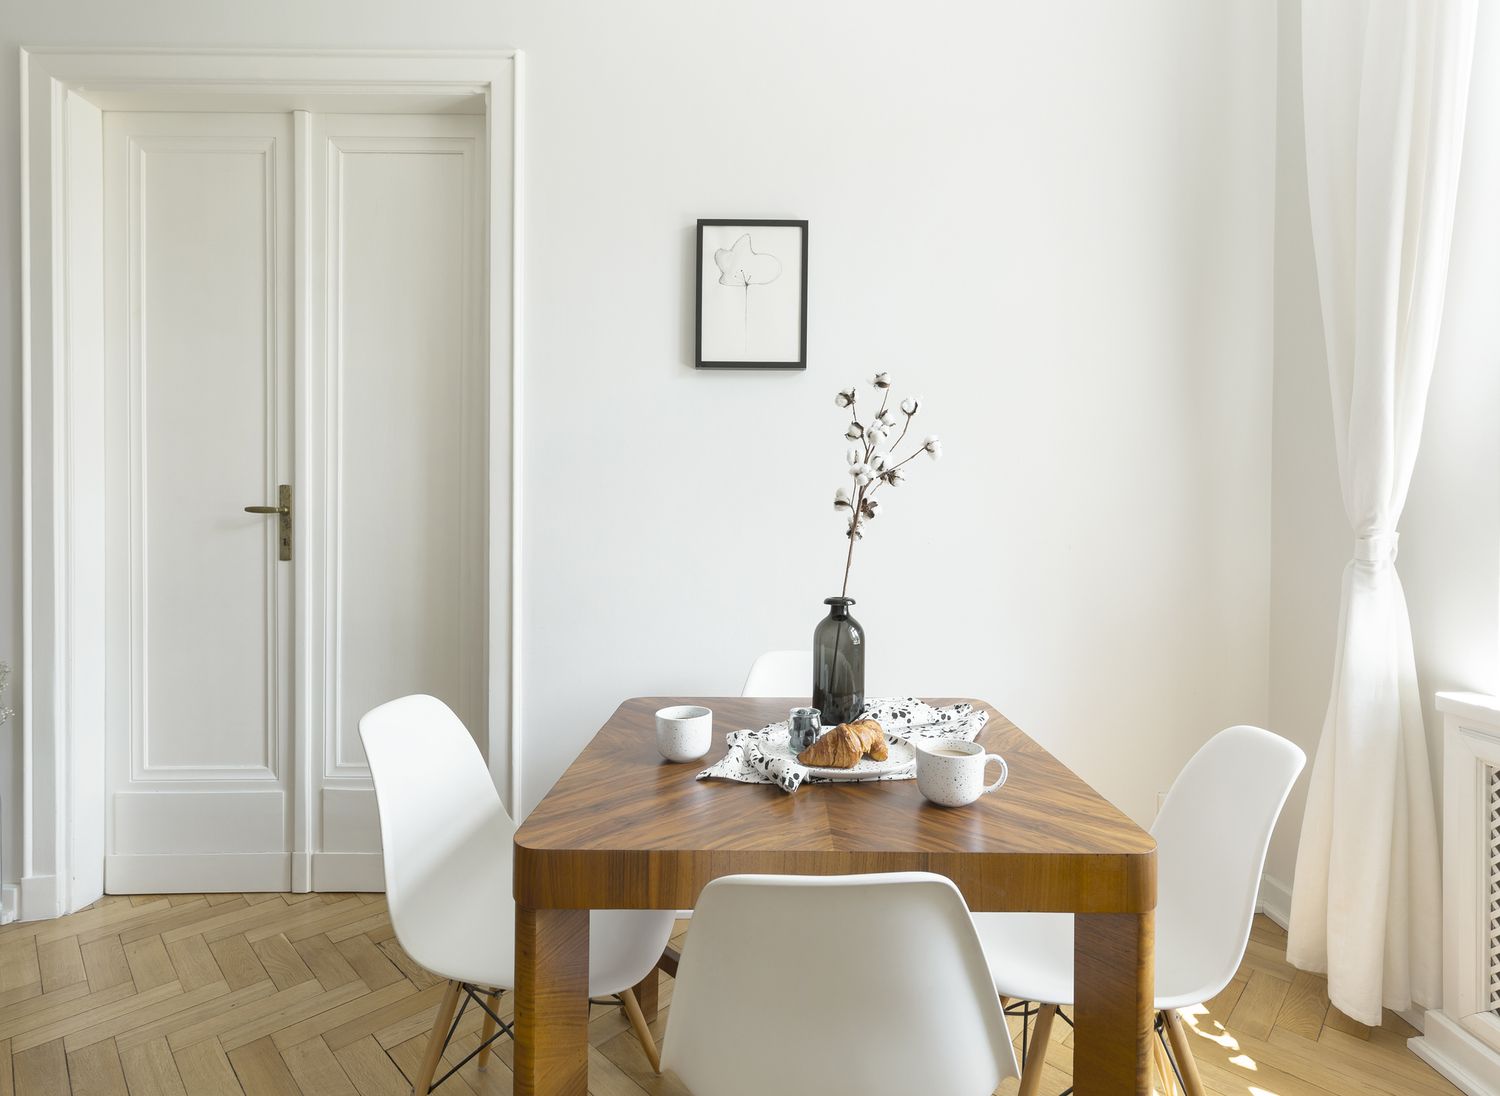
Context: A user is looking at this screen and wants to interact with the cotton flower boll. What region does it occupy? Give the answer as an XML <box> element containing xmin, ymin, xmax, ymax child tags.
<box><xmin>845</xmin><ymin>421</ymin><xmax>863</xmax><ymax>441</ymax></box>
<box><xmin>872</xmin><ymin>372</ymin><xmax>891</xmax><ymax>389</ymax></box>
<box><xmin>876</xmin><ymin>408</ymin><xmax>897</xmax><ymax>429</ymax></box>
<box><xmin>846</xmin><ymin>447</ymin><xmax>862</xmax><ymax>465</ymax></box>
<box><xmin>869</xmin><ymin>453</ymin><xmax>888</xmax><ymax>473</ymax></box>
<box><xmin>850</xmin><ymin>463</ymin><xmax>874</xmax><ymax>487</ymax></box>
<box><xmin>901</xmin><ymin>397</ymin><xmax>921</xmax><ymax>416</ymax></box>
<box><xmin>860</xmin><ymin>498</ymin><xmax>881</xmax><ymax>520</ymax></box>
<box><xmin>833</xmin><ymin>488</ymin><xmax>852</xmax><ymax>511</ymax></box>
<box><xmin>882</xmin><ymin>466</ymin><xmax>906</xmax><ymax>486</ymax></box>
<box><xmin>846</xmin><ymin>518</ymin><xmax>864</xmax><ymax>540</ymax></box>
<box><xmin>923</xmin><ymin>435</ymin><xmax>942</xmax><ymax>460</ymax></box>
<box><xmin>835</xmin><ymin>388</ymin><xmax>856</xmax><ymax>408</ymax></box>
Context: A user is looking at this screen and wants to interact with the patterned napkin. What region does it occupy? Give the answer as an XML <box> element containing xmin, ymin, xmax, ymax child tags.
<box><xmin>697</xmin><ymin>697</ymin><xmax>988</xmax><ymax>794</ymax></box>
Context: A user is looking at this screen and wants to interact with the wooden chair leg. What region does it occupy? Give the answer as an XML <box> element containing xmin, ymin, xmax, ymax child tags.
<box><xmin>415</xmin><ymin>980</ymin><xmax>463</xmax><ymax>1094</ymax></box>
<box><xmin>1016</xmin><ymin>1002</ymin><xmax>1057</xmax><ymax>1096</ymax></box>
<box><xmin>477</xmin><ymin>989</ymin><xmax>501</xmax><ymax>1070</ymax></box>
<box><xmin>1163</xmin><ymin>1008</ymin><xmax>1207</xmax><ymax>1096</ymax></box>
<box><xmin>1151</xmin><ymin>1020</ymin><xmax>1176</xmax><ymax>1095</ymax></box>
<box><xmin>619</xmin><ymin>987</ymin><xmax>661</xmax><ymax>1074</ymax></box>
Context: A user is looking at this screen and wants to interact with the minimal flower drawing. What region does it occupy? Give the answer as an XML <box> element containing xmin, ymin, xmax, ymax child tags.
<box><xmin>714</xmin><ymin>233</ymin><xmax>782</xmax><ymax>350</ymax></box>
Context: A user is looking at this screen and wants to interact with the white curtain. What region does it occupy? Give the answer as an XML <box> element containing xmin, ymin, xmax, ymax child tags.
<box><xmin>1286</xmin><ymin>0</ymin><xmax>1477</xmax><ymax>1025</ymax></box>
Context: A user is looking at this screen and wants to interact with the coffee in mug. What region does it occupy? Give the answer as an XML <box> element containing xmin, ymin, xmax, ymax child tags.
<box><xmin>915</xmin><ymin>738</ymin><xmax>1008</xmax><ymax>807</ymax></box>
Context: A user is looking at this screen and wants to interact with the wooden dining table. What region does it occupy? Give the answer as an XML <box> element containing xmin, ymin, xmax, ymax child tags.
<box><xmin>512</xmin><ymin>696</ymin><xmax>1157</xmax><ymax>1095</ymax></box>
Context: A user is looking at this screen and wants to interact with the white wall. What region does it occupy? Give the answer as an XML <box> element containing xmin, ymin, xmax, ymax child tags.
<box><xmin>0</xmin><ymin>0</ymin><xmax>1277</xmax><ymax>885</ymax></box>
<box><xmin>1266</xmin><ymin>0</ymin><xmax>1500</xmax><ymax>892</ymax></box>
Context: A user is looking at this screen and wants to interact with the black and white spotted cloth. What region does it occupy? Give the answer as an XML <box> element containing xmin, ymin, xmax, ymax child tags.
<box><xmin>696</xmin><ymin>697</ymin><xmax>988</xmax><ymax>794</ymax></box>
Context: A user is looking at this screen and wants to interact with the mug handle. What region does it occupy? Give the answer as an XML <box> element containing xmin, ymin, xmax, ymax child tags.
<box><xmin>982</xmin><ymin>754</ymin><xmax>1009</xmax><ymax>794</ymax></box>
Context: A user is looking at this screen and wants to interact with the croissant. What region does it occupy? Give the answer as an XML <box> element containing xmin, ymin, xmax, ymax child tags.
<box><xmin>846</xmin><ymin>719</ymin><xmax>889</xmax><ymax>761</ymax></box>
<box><xmin>797</xmin><ymin>720</ymin><xmax>888</xmax><ymax>768</ymax></box>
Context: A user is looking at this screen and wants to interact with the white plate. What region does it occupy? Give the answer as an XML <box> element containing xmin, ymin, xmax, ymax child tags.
<box><xmin>762</xmin><ymin>738</ymin><xmax>917</xmax><ymax>781</ymax></box>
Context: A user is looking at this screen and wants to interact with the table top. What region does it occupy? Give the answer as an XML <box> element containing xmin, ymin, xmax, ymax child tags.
<box><xmin>514</xmin><ymin>696</ymin><xmax>1156</xmax><ymax>914</ymax></box>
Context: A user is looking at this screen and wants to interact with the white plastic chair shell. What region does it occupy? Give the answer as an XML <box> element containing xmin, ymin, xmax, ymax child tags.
<box><xmin>975</xmin><ymin>724</ymin><xmax>1306</xmax><ymax>1009</ymax></box>
<box><xmin>358</xmin><ymin>694</ymin><xmax>674</xmax><ymax>996</ymax></box>
<box><xmin>740</xmin><ymin>649</ymin><xmax>809</xmax><ymax>697</ymax></box>
<box><xmin>664</xmin><ymin>872</ymin><xmax>1019</xmax><ymax>1096</ymax></box>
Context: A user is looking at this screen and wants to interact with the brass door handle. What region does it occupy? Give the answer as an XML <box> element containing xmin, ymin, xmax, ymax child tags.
<box><xmin>245</xmin><ymin>484</ymin><xmax>292</xmax><ymax>561</ymax></box>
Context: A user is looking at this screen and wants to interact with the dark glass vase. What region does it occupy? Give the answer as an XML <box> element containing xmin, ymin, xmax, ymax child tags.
<box><xmin>812</xmin><ymin>596</ymin><xmax>865</xmax><ymax>725</ymax></box>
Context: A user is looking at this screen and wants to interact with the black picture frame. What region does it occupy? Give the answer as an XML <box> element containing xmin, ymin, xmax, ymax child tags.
<box><xmin>695</xmin><ymin>219</ymin><xmax>808</xmax><ymax>370</ymax></box>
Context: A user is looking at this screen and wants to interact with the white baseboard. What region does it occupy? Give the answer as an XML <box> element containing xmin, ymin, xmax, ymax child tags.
<box><xmin>1409</xmin><ymin>1011</ymin><xmax>1500</xmax><ymax>1096</ymax></box>
<box><xmin>105</xmin><ymin>854</ymin><xmax>289</xmax><ymax>893</ymax></box>
<box><xmin>292</xmin><ymin>851</ymin><xmax>313</xmax><ymax>894</ymax></box>
<box><xmin>311</xmin><ymin>853</ymin><xmax>384</xmax><ymax>893</ymax></box>
<box><xmin>1</xmin><ymin>884</ymin><xmax>17</xmax><ymax>925</ymax></box>
<box><xmin>18</xmin><ymin>874</ymin><xmax>60</xmax><ymax>921</ymax></box>
<box><xmin>1256</xmin><ymin>871</ymin><xmax>1292</xmax><ymax>928</ymax></box>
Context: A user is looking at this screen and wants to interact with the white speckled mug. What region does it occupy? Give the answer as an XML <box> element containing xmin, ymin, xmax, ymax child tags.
<box><xmin>655</xmin><ymin>705</ymin><xmax>713</xmax><ymax>762</ymax></box>
<box><xmin>915</xmin><ymin>738</ymin><xmax>1008</xmax><ymax>807</ymax></box>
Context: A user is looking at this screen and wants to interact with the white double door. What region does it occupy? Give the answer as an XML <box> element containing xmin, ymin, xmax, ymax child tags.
<box><xmin>101</xmin><ymin>108</ymin><xmax>489</xmax><ymax>892</ymax></box>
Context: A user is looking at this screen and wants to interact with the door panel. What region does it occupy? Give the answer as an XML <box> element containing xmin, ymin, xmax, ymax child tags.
<box><xmin>104</xmin><ymin>112</ymin><xmax>294</xmax><ymax>892</ymax></box>
<box><xmin>101</xmin><ymin>109</ymin><xmax>487</xmax><ymax>894</ymax></box>
<box><xmin>306</xmin><ymin>114</ymin><xmax>487</xmax><ymax>888</ymax></box>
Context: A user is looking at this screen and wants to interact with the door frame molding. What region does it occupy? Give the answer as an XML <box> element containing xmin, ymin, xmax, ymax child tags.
<box><xmin>19</xmin><ymin>47</ymin><xmax>524</xmax><ymax>918</ymax></box>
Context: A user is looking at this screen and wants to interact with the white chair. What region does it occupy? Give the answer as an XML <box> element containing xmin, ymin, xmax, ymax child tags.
<box><xmin>664</xmin><ymin>872</ymin><xmax>1019</xmax><ymax>1096</ymax></box>
<box><xmin>975</xmin><ymin>725</ymin><xmax>1305</xmax><ymax>1096</ymax></box>
<box><xmin>740</xmin><ymin>649</ymin><xmax>809</xmax><ymax>697</ymax></box>
<box><xmin>360</xmin><ymin>694</ymin><xmax>676</xmax><ymax>1093</ymax></box>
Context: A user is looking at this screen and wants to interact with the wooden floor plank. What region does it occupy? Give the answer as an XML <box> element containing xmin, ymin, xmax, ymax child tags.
<box><xmin>1275</xmin><ymin>969</ymin><xmax>1331</xmax><ymax>1041</ymax></box>
<box><xmin>204</xmin><ymin>940</ymin><xmax>267</xmax><ymax>995</ymax></box>
<box><xmin>330</xmin><ymin>1035</ymin><xmax>410</xmax><ymax>1096</ymax></box>
<box><xmin>13</xmin><ymin>1038</ymin><xmax>70</xmax><ymax>1096</ymax></box>
<box><xmin>118</xmin><ymin>1037</ymin><xmax>189</xmax><ymax>1096</ymax></box>
<box><xmin>218</xmin><ymin>982</ymin><xmax>368</xmax><ymax>1053</ymax></box>
<box><xmin>269</xmin><ymin>980</ymin><xmax>416</xmax><ymax>1053</ymax></box>
<box><xmin>1323</xmin><ymin>1004</ymin><xmax>1373</xmax><ymax>1041</ymax></box>
<box><xmin>1226</xmin><ymin>968</ymin><xmax>1291</xmax><ymax>1042</ymax></box>
<box><xmin>63</xmin><ymin>1041</ymin><xmax>128</xmax><ymax>1096</ymax></box>
<box><xmin>290</xmin><ymin>937</ymin><xmax>359</xmax><ymax>993</ymax></box>
<box><xmin>35</xmin><ymin>942</ymin><xmax>86</xmax><ymax>996</ymax></box>
<box><xmin>246</xmin><ymin>938</ymin><xmax>313</xmax><ymax>994</ymax></box>
<box><xmin>171</xmin><ymin>1039</ymin><xmax>244</xmax><ymax>1096</ymax></box>
<box><xmin>115</xmin><ymin>984</ymin><xmax>276</xmax><ymax>1055</ymax></box>
<box><xmin>0</xmin><ymin>943</ymin><xmax>41</xmax><ymax>995</ymax></box>
<box><xmin>122</xmin><ymin>938</ymin><xmax>175</xmax><ymax>992</ymax></box>
<box><xmin>165</xmin><ymin>982</ymin><xmax>323</xmax><ymax>1053</ymax></box>
<box><xmin>165</xmin><ymin>938</ymin><xmax>223</xmax><ymax>994</ymax></box>
<box><xmin>330</xmin><ymin>938</ymin><xmax>402</xmax><ymax>993</ymax></box>
<box><xmin>78</xmin><ymin>942</ymin><xmax>130</xmax><ymax>996</ymax></box>
<box><xmin>0</xmin><ymin>1038</ymin><xmax>14</xmax><ymax>1096</ymax></box>
<box><xmin>12</xmin><ymin>983</ymin><xmax>183</xmax><ymax>1054</ymax></box>
<box><xmin>223</xmin><ymin>1037</ymin><xmax>298</xmax><ymax>1096</ymax></box>
<box><xmin>278</xmin><ymin>1038</ymin><xmax>357</xmax><ymax>1096</ymax></box>
<box><xmin>65</xmin><ymin>982</ymin><xmax>230</xmax><ymax>1054</ymax></box>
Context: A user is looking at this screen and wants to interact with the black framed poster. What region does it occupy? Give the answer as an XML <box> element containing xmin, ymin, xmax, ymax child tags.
<box><xmin>695</xmin><ymin>219</ymin><xmax>808</xmax><ymax>369</ymax></box>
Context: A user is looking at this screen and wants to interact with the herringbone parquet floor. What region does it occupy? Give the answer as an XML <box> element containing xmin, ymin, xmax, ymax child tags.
<box><xmin>0</xmin><ymin>892</ymin><xmax>1464</xmax><ymax>1095</ymax></box>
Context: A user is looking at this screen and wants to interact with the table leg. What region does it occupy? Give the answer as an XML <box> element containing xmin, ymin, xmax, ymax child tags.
<box><xmin>515</xmin><ymin>906</ymin><xmax>590</xmax><ymax>1096</ymax></box>
<box><xmin>631</xmin><ymin>967</ymin><xmax>659</xmax><ymax>1024</ymax></box>
<box><xmin>1073</xmin><ymin>911</ymin><xmax>1153</xmax><ymax>1096</ymax></box>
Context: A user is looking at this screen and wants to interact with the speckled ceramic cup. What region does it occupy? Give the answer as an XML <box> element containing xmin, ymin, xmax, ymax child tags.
<box><xmin>915</xmin><ymin>738</ymin><xmax>1008</xmax><ymax>807</ymax></box>
<box><xmin>655</xmin><ymin>705</ymin><xmax>713</xmax><ymax>762</ymax></box>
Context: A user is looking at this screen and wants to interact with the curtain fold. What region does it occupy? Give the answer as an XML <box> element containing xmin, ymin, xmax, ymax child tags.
<box><xmin>1286</xmin><ymin>0</ymin><xmax>1477</xmax><ymax>1025</ymax></box>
